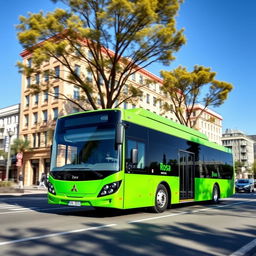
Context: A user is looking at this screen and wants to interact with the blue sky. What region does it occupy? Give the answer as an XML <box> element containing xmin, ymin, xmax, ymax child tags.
<box><xmin>1</xmin><ymin>0</ymin><xmax>256</xmax><ymax>134</ymax></box>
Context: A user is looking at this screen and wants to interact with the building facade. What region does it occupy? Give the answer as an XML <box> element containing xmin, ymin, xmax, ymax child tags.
<box><xmin>19</xmin><ymin>50</ymin><xmax>179</xmax><ymax>185</ymax></box>
<box><xmin>189</xmin><ymin>104</ymin><xmax>223</xmax><ymax>145</ymax></box>
<box><xmin>222</xmin><ymin>129</ymin><xmax>255</xmax><ymax>178</ymax></box>
<box><xmin>0</xmin><ymin>104</ymin><xmax>20</xmax><ymax>180</ymax></box>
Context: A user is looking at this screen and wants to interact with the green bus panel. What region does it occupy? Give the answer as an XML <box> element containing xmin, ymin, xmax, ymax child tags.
<box><xmin>123</xmin><ymin>174</ymin><xmax>180</xmax><ymax>209</ymax></box>
<box><xmin>194</xmin><ymin>178</ymin><xmax>235</xmax><ymax>201</ymax></box>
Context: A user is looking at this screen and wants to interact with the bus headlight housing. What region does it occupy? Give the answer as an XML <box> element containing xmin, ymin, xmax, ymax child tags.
<box><xmin>48</xmin><ymin>182</ymin><xmax>56</xmax><ymax>195</ymax></box>
<box><xmin>98</xmin><ymin>181</ymin><xmax>122</xmax><ymax>197</ymax></box>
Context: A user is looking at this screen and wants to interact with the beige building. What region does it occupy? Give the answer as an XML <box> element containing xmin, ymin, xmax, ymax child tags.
<box><xmin>19</xmin><ymin>50</ymin><xmax>179</xmax><ymax>185</ymax></box>
<box><xmin>189</xmin><ymin>104</ymin><xmax>223</xmax><ymax>145</ymax></box>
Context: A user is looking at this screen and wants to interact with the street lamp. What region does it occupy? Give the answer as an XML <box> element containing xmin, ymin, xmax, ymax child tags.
<box><xmin>5</xmin><ymin>130</ymin><xmax>14</xmax><ymax>181</ymax></box>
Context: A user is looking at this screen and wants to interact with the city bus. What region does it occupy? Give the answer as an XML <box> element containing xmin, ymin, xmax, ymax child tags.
<box><xmin>48</xmin><ymin>108</ymin><xmax>234</xmax><ymax>213</ymax></box>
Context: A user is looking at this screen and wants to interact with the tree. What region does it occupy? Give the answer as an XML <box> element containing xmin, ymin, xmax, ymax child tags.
<box><xmin>11</xmin><ymin>138</ymin><xmax>31</xmax><ymax>155</ymax></box>
<box><xmin>161</xmin><ymin>65</ymin><xmax>233</xmax><ymax>128</ymax></box>
<box><xmin>234</xmin><ymin>161</ymin><xmax>244</xmax><ymax>177</ymax></box>
<box><xmin>251</xmin><ymin>161</ymin><xmax>256</xmax><ymax>178</ymax></box>
<box><xmin>0</xmin><ymin>150</ymin><xmax>7</xmax><ymax>160</ymax></box>
<box><xmin>17</xmin><ymin>0</ymin><xmax>186</xmax><ymax>110</ymax></box>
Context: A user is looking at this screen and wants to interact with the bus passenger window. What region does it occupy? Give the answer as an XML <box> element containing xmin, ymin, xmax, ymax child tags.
<box><xmin>126</xmin><ymin>139</ymin><xmax>145</xmax><ymax>169</ymax></box>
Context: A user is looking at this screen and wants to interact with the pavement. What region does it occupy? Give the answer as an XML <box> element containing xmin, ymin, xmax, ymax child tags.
<box><xmin>0</xmin><ymin>185</ymin><xmax>47</xmax><ymax>196</ymax></box>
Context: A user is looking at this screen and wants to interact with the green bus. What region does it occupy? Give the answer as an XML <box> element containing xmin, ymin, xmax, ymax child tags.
<box><xmin>48</xmin><ymin>108</ymin><xmax>234</xmax><ymax>213</ymax></box>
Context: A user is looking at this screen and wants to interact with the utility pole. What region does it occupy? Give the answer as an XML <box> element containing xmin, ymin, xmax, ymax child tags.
<box><xmin>5</xmin><ymin>130</ymin><xmax>14</xmax><ymax>181</ymax></box>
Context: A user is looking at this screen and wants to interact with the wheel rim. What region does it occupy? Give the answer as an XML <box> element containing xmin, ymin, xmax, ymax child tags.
<box><xmin>157</xmin><ymin>189</ymin><xmax>167</xmax><ymax>208</ymax></box>
<box><xmin>213</xmin><ymin>187</ymin><xmax>218</xmax><ymax>202</ymax></box>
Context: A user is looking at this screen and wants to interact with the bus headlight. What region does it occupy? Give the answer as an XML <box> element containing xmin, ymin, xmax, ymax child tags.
<box><xmin>98</xmin><ymin>181</ymin><xmax>122</xmax><ymax>197</ymax></box>
<box><xmin>48</xmin><ymin>182</ymin><xmax>56</xmax><ymax>195</ymax></box>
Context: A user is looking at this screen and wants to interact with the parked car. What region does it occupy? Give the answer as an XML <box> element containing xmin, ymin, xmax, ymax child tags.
<box><xmin>235</xmin><ymin>179</ymin><xmax>254</xmax><ymax>193</ymax></box>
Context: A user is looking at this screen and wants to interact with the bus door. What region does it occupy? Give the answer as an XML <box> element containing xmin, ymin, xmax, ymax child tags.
<box><xmin>179</xmin><ymin>151</ymin><xmax>195</xmax><ymax>200</ymax></box>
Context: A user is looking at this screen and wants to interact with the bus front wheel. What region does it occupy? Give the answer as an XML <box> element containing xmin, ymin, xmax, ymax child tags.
<box><xmin>151</xmin><ymin>184</ymin><xmax>169</xmax><ymax>213</ymax></box>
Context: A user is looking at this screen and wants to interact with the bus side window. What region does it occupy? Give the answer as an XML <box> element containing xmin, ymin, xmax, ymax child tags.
<box><xmin>126</xmin><ymin>139</ymin><xmax>145</xmax><ymax>169</ymax></box>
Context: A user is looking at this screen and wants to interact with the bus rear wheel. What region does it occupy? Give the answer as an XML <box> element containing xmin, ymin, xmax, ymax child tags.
<box><xmin>212</xmin><ymin>184</ymin><xmax>220</xmax><ymax>203</ymax></box>
<box><xmin>151</xmin><ymin>184</ymin><xmax>169</xmax><ymax>213</ymax></box>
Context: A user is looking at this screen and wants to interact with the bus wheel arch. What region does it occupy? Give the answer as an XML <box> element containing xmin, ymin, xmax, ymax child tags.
<box><xmin>151</xmin><ymin>182</ymin><xmax>170</xmax><ymax>213</ymax></box>
<box><xmin>212</xmin><ymin>183</ymin><xmax>220</xmax><ymax>203</ymax></box>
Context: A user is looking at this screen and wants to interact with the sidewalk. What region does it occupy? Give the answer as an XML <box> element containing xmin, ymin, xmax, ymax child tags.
<box><xmin>0</xmin><ymin>185</ymin><xmax>47</xmax><ymax>197</ymax></box>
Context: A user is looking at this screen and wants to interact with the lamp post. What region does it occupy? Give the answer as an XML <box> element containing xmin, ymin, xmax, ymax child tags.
<box><xmin>5</xmin><ymin>130</ymin><xmax>14</xmax><ymax>181</ymax></box>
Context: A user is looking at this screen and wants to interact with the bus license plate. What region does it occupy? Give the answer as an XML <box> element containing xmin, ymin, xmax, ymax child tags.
<box><xmin>68</xmin><ymin>201</ymin><xmax>81</xmax><ymax>207</ymax></box>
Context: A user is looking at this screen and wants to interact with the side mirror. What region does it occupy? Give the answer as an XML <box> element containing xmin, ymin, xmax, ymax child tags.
<box><xmin>115</xmin><ymin>123</ymin><xmax>124</xmax><ymax>145</ymax></box>
<box><xmin>131</xmin><ymin>148</ymin><xmax>138</xmax><ymax>165</ymax></box>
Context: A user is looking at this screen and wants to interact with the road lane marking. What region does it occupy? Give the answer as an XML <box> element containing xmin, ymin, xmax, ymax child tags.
<box><xmin>0</xmin><ymin>206</ymin><xmax>77</xmax><ymax>215</ymax></box>
<box><xmin>129</xmin><ymin>200</ymin><xmax>256</xmax><ymax>223</ymax></box>
<box><xmin>0</xmin><ymin>224</ymin><xmax>117</xmax><ymax>246</ymax></box>
<box><xmin>229</xmin><ymin>238</ymin><xmax>256</xmax><ymax>256</ymax></box>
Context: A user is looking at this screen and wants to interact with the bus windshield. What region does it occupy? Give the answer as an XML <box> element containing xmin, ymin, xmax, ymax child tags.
<box><xmin>50</xmin><ymin>111</ymin><xmax>121</xmax><ymax>172</ymax></box>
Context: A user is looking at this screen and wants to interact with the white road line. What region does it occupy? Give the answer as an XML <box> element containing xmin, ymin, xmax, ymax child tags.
<box><xmin>0</xmin><ymin>224</ymin><xmax>117</xmax><ymax>246</ymax></box>
<box><xmin>229</xmin><ymin>238</ymin><xmax>256</xmax><ymax>256</ymax></box>
<box><xmin>129</xmin><ymin>200</ymin><xmax>256</xmax><ymax>223</ymax></box>
<box><xmin>0</xmin><ymin>206</ymin><xmax>75</xmax><ymax>215</ymax></box>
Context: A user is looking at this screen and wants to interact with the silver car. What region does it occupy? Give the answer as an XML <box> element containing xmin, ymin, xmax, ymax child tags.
<box><xmin>235</xmin><ymin>179</ymin><xmax>254</xmax><ymax>193</ymax></box>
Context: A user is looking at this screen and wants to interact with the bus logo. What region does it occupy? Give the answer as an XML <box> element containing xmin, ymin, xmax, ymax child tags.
<box><xmin>71</xmin><ymin>185</ymin><xmax>78</xmax><ymax>192</ymax></box>
<box><xmin>160</xmin><ymin>163</ymin><xmax>171</xmax><ymax>172</ymax></box>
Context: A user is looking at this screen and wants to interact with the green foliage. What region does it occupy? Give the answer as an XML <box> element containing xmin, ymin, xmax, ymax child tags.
<box><xmin>17</xmin><ymin>0</ymin><xmax>185</xmax><ymax>110</ymax></box>
<box><xmin>0</xmin><ymin>181</ymin><xmax>13</xmax><ymax>187</ymax></box>
<box><xmin>0</xmin><ymin>150</ymin><xmax>7</xmax><ymax>160</ymax></box>
<box><xmin>11</xmin><ymin>138</ymin><xmax>31</xmax><ymax>154</ymax></box>
<box><xmin>235</xmin><ymin>161</ymin><xmax>244</xmax><ymax>175</ymax></box>
<box><xmin>161</xmin><ymin>65</ymin><xmax>233</xmax><ymax>127</ymax></box>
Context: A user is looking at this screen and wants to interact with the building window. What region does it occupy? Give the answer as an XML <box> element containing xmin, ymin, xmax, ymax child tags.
<box><xmin>33</xmin><ymin>112</ymin><xmax>38</xmax><ymax>125</ymax></box>
<box><xmin>54</xmin><ymin>87</ymin><xmax>59</xmax><ymax>99</ymax></box>
<box><xmin>124</xmin><ymin>84</ymin><xmax>128</xmax><ymax>94</ymax></box>
<box><xmin>44</xmin><ymin>131</ymin><xmax>48</xmax><ymax>147</ymax></box>
<box><xmin>153</xmin><ymin>97</ymin><xmax>157</xmax><ymax>106</ymax></box>
<box><xmin>74</xmin><ymin>64</ymin><xmax>80</xmax><ymax>76</ymax></box>
<box><xmin>53</xmin><ymin>108</ymin><xmax>58</xmax><ymax>120</ymax></box>
<box><xmin>139</xmin><ymin>74</ymin><xmax>143</xmax><ymax>84</ymax></box>
<box><xmin>26</xmin><ymin>77</ymin><xmax>31</xmax><ymax>88</ymax></box>
<box><xmin>34</xmin><ymin>93</ymin><xmax>39</xmax><ymax>105</ymax></box>
<box><xmin>37</xmin><ymin>133</ymin><xmax>41</xmax><ymax>148</ymax></box>
<box><xmin>27</xmin><ymin>58</ymin><xmax>32</xmax><ymax>68</ymax></box>
<box><xmin>132</xmin><ymin>73</ymin><xmax>136</xmax><ymax>81</ymax></box>
<box><xmin>44</xmin><ymin>71</ymin><xmax>49</xmax><ymax>82</ymax></box>
<box><xmin>73</xmin><ymin>86</ymin><xmax>80</xmax><ymax>99</ymax></box>
<box><xmin>42</xmin><ymin>110</ymin><xmax>48</xmax><ymax>122</ymax></box>
<box><xmin>43</xmin><ymin>91</ymin><xmax>48</xmax><ymax>102</ymax></box>
<box><xmin>24</xmin><ymin>115</ymin><xmax>29</xmax><ymax>127</ymax></box>
<box><xmin>54</xmin><ymin>66</ymin><xmax>60</xmax><ymax>78</ymax></box>
<box><xmin>23</xmin><ymin>135</ymin><xmax>28</xmax><ymax>142</ymax></box>
<box><xmin>87</xmin><ymin>71</ymin><xmax>93</xmax><ymax>82</ymax></box>
<box><xmin>25</xmin><ymin>95</ymin><xmax>30</xmax><ymax>107</ymax></box>
<box><xmin>123</xmin><ymin>102</ymin><xmax>127</xmax><ymax>109</ymax></box>
<box><xmin>146</xmin><ymin>94</ymin><xmax>150</xmax><ymax>104</ymax></box>
<box><xmin>35</xmin><ymin>73</ymin><xmax>40</xmax><ymax>85</ymax></box>
<box><xmin>72</xmin><ymin>107</ymin><xmax>80</xmax><ymax>113</ymax></box>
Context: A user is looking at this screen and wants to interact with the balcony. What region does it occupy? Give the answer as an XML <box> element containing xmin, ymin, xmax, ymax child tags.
<box><xmin>241</xmin><ymin>156</ymin><xmax>247</xmax><ymax>161</ymax></box>
<box><xmin>240</xmin><ymin>141</ymin><xmax>247</xmax><ymax>146</ymax></box>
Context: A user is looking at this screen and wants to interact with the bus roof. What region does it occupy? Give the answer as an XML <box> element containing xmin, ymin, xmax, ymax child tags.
<box><xmin>121</xmin><ymin>108</ymin><xmax>231</xmax><ymax>153</ymax></box>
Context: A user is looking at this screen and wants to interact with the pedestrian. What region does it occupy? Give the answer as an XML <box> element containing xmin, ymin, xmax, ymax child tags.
<box><xmin>18</xmin><ymin>172</ymin><xmax>23</xmax><ymax>189</ymax></box>
<box><xmin>38</xmin><ymin>172</ymin><xmax>46</xmax><ymax>189</ymax></box>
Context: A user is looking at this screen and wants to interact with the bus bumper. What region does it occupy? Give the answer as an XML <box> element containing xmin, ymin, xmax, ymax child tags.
<box><xmin>48</xmin><ymin>193</ymin><xmax>124</xmax><ymax>209</ymax></box>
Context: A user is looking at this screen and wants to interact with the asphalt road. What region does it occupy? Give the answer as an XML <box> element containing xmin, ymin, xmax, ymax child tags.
<box><xmin>0</xmin><ymin>192</ymin><xmax>255</xmax><ymax>256</ymax></box>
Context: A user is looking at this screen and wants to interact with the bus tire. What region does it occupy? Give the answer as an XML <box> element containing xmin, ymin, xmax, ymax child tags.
<box><xmin>151</xmin><ymin>184</ymin><xmax>168</xmax><ymax>213</ymax></box>
<box><xmin>212</xmin><ymin>184</ymin><xmax>220</xmax><ymax>203</ymax></box>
